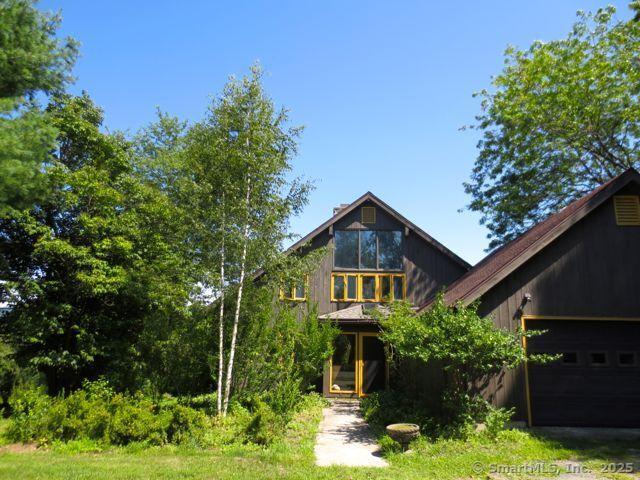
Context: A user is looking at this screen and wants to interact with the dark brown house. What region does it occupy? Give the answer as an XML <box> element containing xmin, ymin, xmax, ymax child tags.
<box><xmin>283</xmin><ymin>192</ymin><xmax>469</xmax><ymax>398</ymax></box>
<box><xmin>418</xmin><ymin>168</ymin><xmax>640</xmax><ymax>427</ymax></box>
<box><xmin>288</xmin><ymin>169</ymin><xmax>640</xmax><ymax>427</ymax></box>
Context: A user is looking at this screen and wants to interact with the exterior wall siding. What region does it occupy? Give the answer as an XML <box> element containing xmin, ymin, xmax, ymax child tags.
<box><xmin>303</xmin><ymin>200</ymin><xmax>467</xmax><ymax>316</ymax></box>
<box><xmin>476</xmin><ymin>183</ymin><xmax>640</xmax><ymax>421</ymax></box>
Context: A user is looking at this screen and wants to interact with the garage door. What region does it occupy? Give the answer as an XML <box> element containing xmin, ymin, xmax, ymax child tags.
<box><xmin>525</xmin><ymin>319</ymin><xmax>640</xmax><ymax>427</ymax></box>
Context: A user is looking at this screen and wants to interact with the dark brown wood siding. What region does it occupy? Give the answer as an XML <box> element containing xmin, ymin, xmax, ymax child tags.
<box><xmin>476</xmin><ymin>183</ymin><xmax>640</xmax><ymax>421</ymax></box>
<box><xmin>303</xmin><ymin>200</ymin><xmax>468</xmax><ymax>316</ymax></box>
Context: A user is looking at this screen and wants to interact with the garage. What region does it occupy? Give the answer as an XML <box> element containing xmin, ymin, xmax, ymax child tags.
<box><xmin>525</xmin><ymin>318</ymin><xmax>640</xmax><ymax>427</ymax></box>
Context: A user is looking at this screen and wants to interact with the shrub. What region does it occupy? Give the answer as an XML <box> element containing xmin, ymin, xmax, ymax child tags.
<box><xmin>5</xmin><ymin>381</ymin><xmax>212</xmax><ymax>447</ymax></box>
<box><xmin>483</xmin><ymin>405</ymin><xmax>515</xmax><ymax>439</ymax></box>
<box><xmin>360</xmin><ymin>391</ymin><xmax>433</xmax><ymax>437</ymax></box>
<box><xmin>6</xmin><ymin>383</ymin><xmax>51</xmax><ymax>442</ymax></box>
<box><xmin>380</xmin><ymin>296</ymin><xmax>532</xmax><ymax>437</ymax></box>
<box><xmin>244</xmin><ymin>396</ymin><xmax>285</xmax><ymax>445</ymax></box>
<box><xmin>162</xmin><ymin>403</ymin><xmax>210</xmax><ymax>445</ymax></box>
<box><xmin>378</xmin><ymin>434</ymin><xmax>402</xmax><ymax>455</ymax></box>
<box><xmin>107</xmin><ymin>393</ymin><xmax>165</xmax><ymax>445</ymax></box>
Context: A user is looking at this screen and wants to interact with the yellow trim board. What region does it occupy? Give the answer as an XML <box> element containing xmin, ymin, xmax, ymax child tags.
<box><xmin>330</xmin><ymin>272</ymin><xmax>406</xmax><ymax>302</ymax></box>
<box><xmin>329</xmin><ymin>331</ymin><xmax>386</xmax><ymax>397</ymax></box>
<box><xmin>328</xmin><ymin>332</ymin><xmax>358</xmax><ymax>394</ymax></box>
<box><xmin>521</xmin><ymin>316</ymin><xmax>533</xmax><ymax>427</ymax></box>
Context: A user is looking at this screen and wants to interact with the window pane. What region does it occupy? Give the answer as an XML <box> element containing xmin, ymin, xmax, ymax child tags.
<box><xmin>380</xmin><ymin>275</ymin><xmax>391</xmax><ymax>301</ymax></box>
<box><xmin>562</xmin><ymin>352</ymin><xmax>578</xmax><ymax>364</ymax></box>
<box><xmin>589</xmin><ymin>352</ymin><xmax>607</xmax><ymax>365</ymax></box>
<box><xmin>334</xmin><ymin>231</ymin><xmax>358</xmax><ymax>268</ymax></box>
<box><xmin>295</xmin><ymin>282</ymin><xmax>305</xmax><ymax>299</ymax></box>
<box><xmin>333</xmin><ymin>275</ymin><xmax>345</xmax><ymax>300</ymax></box>
<box><xmin>362</xmin><ymin>276</ymin><xmax>376</xmax><ymax>300</ymax></box>
<box><xmin>619</xmin><ymin>352</ymin><xmax>635</xmax><ymax>366</ymax></box>
<box><xmin>331</xmin><ymin>334</ymin><xmax>356</xmax><ymax>392</ymax></box>
<box><xmin>378</xmin><ymin>231</ymin><xmax>403</xmax><ymax>269</ymax></box>
<box><xmin>347</xmin><ymin>276</ymin><xmax>357</xmax><ymax>300</ymax></box>
<box><xmin>360</xmin><ymin>231</ymin><xmax>377</xmax><ymax>269</ymax></box>
<box><xmin>393</xmin><ymin>276</ymin><xmax>404</xmax><ymax>299</ymax></box>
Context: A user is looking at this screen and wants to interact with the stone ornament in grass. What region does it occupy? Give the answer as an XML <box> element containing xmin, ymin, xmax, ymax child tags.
<box><xmin>386</xmin><ymin>423</ymin><xmax>420</xmax><ymax>451</ymax></box>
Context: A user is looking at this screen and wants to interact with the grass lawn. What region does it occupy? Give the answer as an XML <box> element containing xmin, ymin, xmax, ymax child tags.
<box><xmin>1</xmin><ymin>404</ymin><xmax>639</xmax><ymax>479</ymax></box>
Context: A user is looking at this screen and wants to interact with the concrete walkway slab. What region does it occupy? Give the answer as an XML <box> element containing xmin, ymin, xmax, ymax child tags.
<box><xmin>314</xmin><ymin>400</ymin><xmax>388</xmax><ymax>468</ymax></box>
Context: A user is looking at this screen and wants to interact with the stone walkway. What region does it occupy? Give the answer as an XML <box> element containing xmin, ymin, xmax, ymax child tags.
<box><xmin>314</xmin><ymin>400</ymin><xmax>388</xmax><ymax>467</ymax></box>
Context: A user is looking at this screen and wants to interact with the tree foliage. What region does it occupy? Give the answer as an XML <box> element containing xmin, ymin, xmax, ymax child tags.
<box><xmin>0</xmin><ymin>2</ymin><xmax>324</xmax><ymax>410</ymax></box>
<box><xmin>0</xmin><ymin>0</ymin><xmax>78</xmax><ymax>214</ymax></box>
<box><xmin>466</xmin><ymin>5</ymin><xmax>640</xmax><ymax>249</ymax></box>
<box><xmin>0</xmin><ymin>0</ymin><xmax>78</xmax><ymax>99</ymax></box>
<box><xmin>380</xmin><ymin>296</ymin><xmax>533</xmax><ymax>425</ymax></box>
<box><xmin>0</xmin><ymin>93</ymin><xmax>195</xmax><ymax>393</ymax></box>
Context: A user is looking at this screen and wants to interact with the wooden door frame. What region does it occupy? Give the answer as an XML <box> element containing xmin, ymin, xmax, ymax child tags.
<box><xmin>329</xmin><ymin>331</ymin><xmax>388</xmax><ymax>397</ymax></box>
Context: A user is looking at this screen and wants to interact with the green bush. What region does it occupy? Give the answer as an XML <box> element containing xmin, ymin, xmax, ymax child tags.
<box><xmin>483</xmin><ymin>406</ymin><xmax>515</xmax><ymax>439</ymax></box>
<box><xmin>244</xmin><ymin>396</ymin><xmax>286</xmax><ymax>445</ymax></box>
<box><xmin>380</xmin><ymin>297</ymin><xmax>533</xmax><ymax>437</ymax></box>
<box><xmin>5</xmin><ymin>381</ymin><xmax>211</xmax><ymax>446</ymax></box>
<box><xmin>162</xmin><ymin>403</ymin><xmax>209</xmax><ymax>445</ymax></box>
<box><xmin>107</xmin><ymin>393</ymin><xmax>165</xmax><ymax>445</ymax></box>
<box><xmin>378</xmin><ymin>434</ymin><xmax>402</xmax><ymax>455</ymax></box>
<box><xmin>360</xmin><ymin>391</ymin><xmax>434</xmax><ymax>437</ymax></box>
<box><xmin>6</xmin><ymin>383</ymin><xmax>51</xmax><ymax>442</ymax></box>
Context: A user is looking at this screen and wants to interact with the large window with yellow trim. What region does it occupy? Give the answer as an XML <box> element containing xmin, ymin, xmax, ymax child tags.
<box><xmin>331</xmin><ymin>273</ymin><xmax>406</xmax><ymax>302</ymax></box>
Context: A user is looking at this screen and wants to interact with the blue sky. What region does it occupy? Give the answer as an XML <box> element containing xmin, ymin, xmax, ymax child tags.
<box><xmin>40</xmin><ymin>0</ymin><xmax>632</xmax><ymax>265</ymax></box>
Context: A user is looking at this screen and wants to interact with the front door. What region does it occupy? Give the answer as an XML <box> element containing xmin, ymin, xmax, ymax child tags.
<box><xmin>329</xmin><ymin>332</ymin><xmax>387</xmax><ymax>397</ymax></box>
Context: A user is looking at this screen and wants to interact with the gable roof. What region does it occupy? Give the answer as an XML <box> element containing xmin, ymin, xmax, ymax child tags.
<box><xmin>418</xmin><ymin>168</ymin><xmax>640</xmax><ymax>311</ymax></box>
<box><xmin>287</xmin><ymin>192</ymin><xmax>471</xmax><ymax>270</ymax></box>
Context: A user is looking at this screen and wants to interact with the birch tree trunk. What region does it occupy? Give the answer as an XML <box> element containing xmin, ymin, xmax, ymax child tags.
<box><xmin>216</xmin><ymin>193</ymin><xmax>225</xmax><ymax>416</ymax></box>
<box><xmin>222</xmin><ymin>177</ymin><xmax>251</xmax><ymax>415</ymax></box>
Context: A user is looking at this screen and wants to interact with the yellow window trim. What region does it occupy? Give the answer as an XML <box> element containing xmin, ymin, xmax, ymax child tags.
<box><xmin>360</xmin><ymin>274</ymin><xmax>378</xmax><ymax>302</ymax></box>
<box><xmin>279</xmin><ymin>275</ymin><xmax>308</xmax><ymax>302</ymax></box>
<box><xmin>330</xmin><ymin>272</ymin><xmax>406</xmax><ymax>302</ymax></box>
<box><xmin>614</xmin><ymin>195</ymin><xmax>640</xmax><ymax>226</ymax></box>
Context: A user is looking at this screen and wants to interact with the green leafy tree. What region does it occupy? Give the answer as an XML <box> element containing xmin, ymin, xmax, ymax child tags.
<box><xmin>230</xmin><ymin>281</ymin><xmax>337</xmax><ymax>416</ymax></box>
<box><xmin>0</xmin><ymin>93</ymin><xmax>195</xmax><ymax>393</ymax></box>
<box><xmin>0</xmin><ymin>0</ymin><xmax>78</xmax><ymax>214</ymax></box>
<box><xmin>171</xmin><ymin>66</ymin><xmax>311</xmax><ymax>415</ymax></box>
<box><xmin>380</xmin><ymin>296</ymin><xmax>543</xmax><ymax>427</ymax></box>
<box><xmin>465</xmin><ymin>5</ymin><xmax>640</xmax><ymax>249</ymax></box>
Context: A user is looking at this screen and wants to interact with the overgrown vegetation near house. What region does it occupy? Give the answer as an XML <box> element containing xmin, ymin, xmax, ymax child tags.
<box><xmin>2</xmin><ymin>396</ymin><xmax>640</xmax><ymax>480</ymax></box>
<box><xmin>373</xmin><ymin>296</ymin><xmax>553</xmax><ymax>445</ymax></box>
<box><xmin>0</xmin><ymin>0</ymin><xmax>339</xmax><ymax>459</ymax></box>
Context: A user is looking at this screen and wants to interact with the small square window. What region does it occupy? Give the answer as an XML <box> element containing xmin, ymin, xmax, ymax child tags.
<box><xmin>588</xmin><ymin>352</ymin><xmax>608</xmax><ymax>365</ymax></box>
<box><xmin>294</xmin><ymin>282</ymin><xmax>306</xmax><ymax>300</ymax></box>
<box><xmin>561</xmin><ymin>352</ymin><xmax>579</xmax><ymax>364</ymax></box>
<box><xmin>618</xmin><ymin>352</ymin><xmax>636</xmax><ymax>366</ymax></box>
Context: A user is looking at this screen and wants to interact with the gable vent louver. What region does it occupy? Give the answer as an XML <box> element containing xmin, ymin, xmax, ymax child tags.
<box><xmin>614</xmin><ymin>195</ymin><xmax>640</xmax><ymax>226</ymax></box>
<box><xmin>361</xmin><ymin>206</ymin><xmax>376</xmax><ymax>224</ymax></box>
